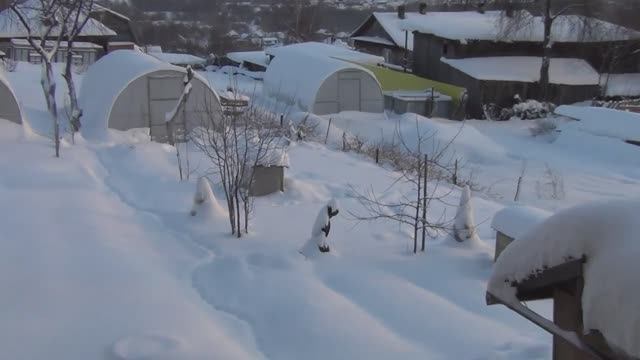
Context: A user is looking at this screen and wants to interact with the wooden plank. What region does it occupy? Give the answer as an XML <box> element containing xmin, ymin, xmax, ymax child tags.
<box><xmin>486</xmin><ymin>291</ymin><xmax>611</xmax><ymax>360</ymax></box>
<box><xmin>516</xmin><ymin>257</ymin><xmax>585</xmax><ymax>301</ymax></box>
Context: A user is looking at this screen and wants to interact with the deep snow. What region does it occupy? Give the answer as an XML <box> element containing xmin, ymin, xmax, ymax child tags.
<box><xmin>3</xmin><ymin>60</ymin><xmax>640</xmax><ymax>359</ymax></box>
<box><xmin>0</xmin><ymin>118</ymin><xmax>550</xmax><ymax>359</ymax></box>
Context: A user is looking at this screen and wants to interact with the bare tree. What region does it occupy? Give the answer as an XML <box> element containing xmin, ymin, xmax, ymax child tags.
<box><xmin>498</xmin><ymin>1</ymin><xmax>588</xmax><ymax>101</ymax></box>
<box><xmin>60</xmin><ymin>0</ymin><xmax>95</xmax><ymax>143</ymax></box>
<box><xmin>9</xmin><ymin>0</ymin><xmax>99</xmax><ymax>154</ymax></box>
<box><xmin>9</xmin><ymin>0</ymin><xmax>76</xmax><ymax>156</ymax></box>
<box><xmin>348</xmin><ymin>120</ymin><xmax>458</xmax><ymax>254</ymax></box>
<box><xmin>191</xmin><ymin>99</ymin><xmax>287</xmax><ymax>238</ymax></box>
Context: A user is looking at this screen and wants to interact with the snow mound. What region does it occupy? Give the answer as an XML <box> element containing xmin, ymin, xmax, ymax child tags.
<box><xmin>489</xmin><ymin>199</ymin><xmax>640</xmax><ymax>358</ymax></box>
<box><xmin>491</xmin><ymin>205</ymin><xmax>551</xmax><ymax>239</ymax></box>
<box><xmin>453</xmin><ymin>185</ymin><xmax>481</xmax><ymax>245</ymax></box>
<box><xmin>112</xmin><ymin>334</ymin><xmax>183</xmax><ymax>360</ymax></box>
<box><xmin>190</xmin><ymin>177</ymin><xmax>227</xmax><ymax>220</ymax></box>
<box><xmin>555</xmin><ymin>105</ymin><xmax>640</xmax><ymax>140</ymax></box>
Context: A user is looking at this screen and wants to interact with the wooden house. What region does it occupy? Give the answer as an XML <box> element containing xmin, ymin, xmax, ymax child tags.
<box><xmin>402</xmin><ymin>10</ymin><xmax>640</xmax><ymax>118</ymax></box>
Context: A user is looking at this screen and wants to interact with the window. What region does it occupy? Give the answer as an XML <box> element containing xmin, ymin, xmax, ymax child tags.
<box><xmin>28</xmin><ymin>51</ymin><xmax>42</xmax><ymax>64</ymax></box>
<box><xmin>72</xmin><ymin>54</ymin><xmax>83</xmax><ymax>67</ymax></box>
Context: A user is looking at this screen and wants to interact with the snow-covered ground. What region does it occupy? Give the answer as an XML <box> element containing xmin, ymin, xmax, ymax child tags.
<box><xmin>2</xmin><ymin>62</ymin><xmax>640</xmax><ymax>359</ymax></box>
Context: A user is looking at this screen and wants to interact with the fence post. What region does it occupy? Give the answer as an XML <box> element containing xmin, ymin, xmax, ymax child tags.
<box><xmin>453</xmin><ymin>159</ymin><xmax>458</xmax><ymax>186</ymax></box>
<box><xmin>421</xmin><ymin>154</ymin><xmax>428</xmax><ymax>252</ymax></box>
<box><xmin>325</xmin><ymin>118</ymin><xmax>332</xmax><ymax>144</ymax></box>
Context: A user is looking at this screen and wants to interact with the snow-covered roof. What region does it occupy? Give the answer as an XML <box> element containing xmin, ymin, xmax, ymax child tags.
<box><xmin>257</xmin><ymin>145</ymin><xmax>289</xmax><ymax>167</ymax></box>
<box><xmin>92</xmin><ymin>4</ymin><xmax>131</xmax><ymax>22</ymax></box>
<box><xmin>9</xmin><ymin>38</ymin><xmax>102</xmax><ymax>49</ymax></box>
<box><xmin>226</xmin><ymin>51</ymin><xmax>269</xmax><ymax>67</ymax></box>
<box><xmin>401</xmin><ymin>10</ymin><xmax>640</xmax><ymax>43</ymax></box>
<box><xmin>601</xmin><ymin>73</ymin><xmax>640</xmax><ymax>97</ymax></box>
<box><xmin>351</xmin><ymin>35</ymin><xmax>396</xmax><ymax>47</ymax></box>
<box><xmin>489</xmin><ymin>199</ymin><xmax>640</xmax><ymax>358</ymax></box>
<box><xmin>491</xmin><ymin>205</ymin><xmax>551</xmax><ymax>239</ymax></box>
<box><xmin>79</xmin><ymin>50</ymin><xmax>216</xmax><ymax>138</ymax></box>
<box><xmin>555</xmin><ymin>105</ymin><xmax>640</xmax><ymax>141</ymax></box>
<box><xmin>0</xmin><ymin>0</ymin><xmax>116</xmax><ymax>38</ymax></box>
<box><xmin>368</xmin><ymin>12</ymin><xmax>415</xmax><ymax>50</ymax></box>
<box><xmin>150</xmin><ymin>52</ymin><xmax>205</xmax><ymax>66</ymax></box>
<box><xmin>266</xmin><ymin>42</ymin><xmax>384</xmax><ymax>65</ymax></box>
<box><xmin>264</xmin><ymin>49</ymin><xmax>380</xmax><ymax>113</ymax></box>
<box><xmin>442</xmin><ymin>57</ymin><xmax>600</xmax><ymax>85</ymax></box>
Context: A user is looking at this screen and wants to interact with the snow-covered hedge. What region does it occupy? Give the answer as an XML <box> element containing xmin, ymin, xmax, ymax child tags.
<box><xmin>484</xmin><ymin>99</ymin><xmax>555</xmax><ymax>121</ymax></box>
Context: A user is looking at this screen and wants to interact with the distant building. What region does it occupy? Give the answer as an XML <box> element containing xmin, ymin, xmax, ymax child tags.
<box><xmin>0</xmin><ymin>1</ymin><xmax>135</xmax><ymax>66</ymax></box>
<box><xmin>349</xmin><ymin>6</ymin><xmax>414</xmax><ymax>66</ymax></box>
<box><xmin>402</xmin><ymin>10</ymin><xmax>640</xmax><ymax>117</ymax></box>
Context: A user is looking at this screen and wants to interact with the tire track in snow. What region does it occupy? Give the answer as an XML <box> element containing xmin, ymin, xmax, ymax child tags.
<box><xmin>91</xmin><ymin>144</ymin><xmax>269</xmax><ymax>360</ymax></box>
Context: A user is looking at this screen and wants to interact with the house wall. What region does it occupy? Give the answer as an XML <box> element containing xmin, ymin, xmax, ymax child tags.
<box><xmin>108</xmin><ymin>70</ymin><xmax>220</xmax><ymax>141</ymax></box>
<box><xmin>250</xmin><ymin>166</ymin><xmax>284</xmax><ymax>196</ymax></box>
<box><xmin>353</xmin><ymin>40</ymin><xmax>406</xmax><ymax>65</ymax></box>
<box><xmin>414</xmin><ymin>33</ymin><xmax>640</xmax><ymax>76</ymax></box>
<box><xmin>0</xmin><ymin>42</ymin><xmax>100</xmax><ymax>66</ymax></box>
<box><xmin>0</xmin><ymin>81</ymin><xmax>21</xmax><ymax>124</ymax></box>
<box><xmin>314</xmin><ymin>69</ymin><xmax>384</xmax><ymax>115</ymax></box>
<box><xmin>351</xmin><ymin>16</ymin><xmax>408</xmax><ymax>65</ymax></box>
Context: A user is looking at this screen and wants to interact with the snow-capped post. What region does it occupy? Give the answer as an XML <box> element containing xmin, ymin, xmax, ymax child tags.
<box><xmin>165</xmin><ymin>65</ymin><xmax>194</xmax><ymax>180</ymax></box>
<box><xmin>312</xmin><ymin>199</ymin><xmax>340</xmax><ymax>253</ymax></box>
<box><xmin>454</xmin><ymin>185</ymin><xmax>480</xmax><ymax>243</ymax></box>
<box><xmin>190</xmin><ymin>177</ymin><xmax>226</xmax><ymax>219</ymax></box>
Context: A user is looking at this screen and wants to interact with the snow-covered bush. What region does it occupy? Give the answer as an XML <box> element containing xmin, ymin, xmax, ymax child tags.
<box><xmin>454</xmin><ymin>185</ymin><xmax>480</xmax><ymax>243</ymax></box>
<box><xmin>529</xmin><ymin>117</ymin><xmax>558</xmax><ymax>137</ymax></box>
<box><xmin>511</xmin><ymin>100</ymin><xmax>555</xmax><ymax>120</ymax></box>
<box><xmin>484</xmin><ymin>99</ymin><xmax>556</xmax><ymax>121</ymax></box>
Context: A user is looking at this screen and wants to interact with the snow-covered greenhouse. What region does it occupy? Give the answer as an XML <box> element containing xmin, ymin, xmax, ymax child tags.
<box><xmin>0</xmin><ymin>69</ymin><xmax>22</xmax><ymax>124</ymax></box>
<box><xmin>79</xmin><ymin>50</ymin><xmax>221</xmax><ymax>141</ymax></box>
<box><xmin>264</xmin><ymin>45</ymin><xmax>384</xmax><ymax>115</ymax></box>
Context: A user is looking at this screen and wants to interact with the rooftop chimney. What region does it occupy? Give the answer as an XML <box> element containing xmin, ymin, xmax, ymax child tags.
<box><xmin>477</xmin><ymin>2</ymin><xmax>486</xmax><ymax>14</ymax></box>
<box><xmin>397</xmin><ymin>4</ymin><xmax>406</xmax><ymax>19</ymax></box>
<box><xmin>505</xmin><ymin>4</ymin><xmax>515</xmax><ymax>18</ymax></box>
<box><xmin>419</xmin><ymin>2</ymin><xmax>427</xmax><ymax>15</ymax></box>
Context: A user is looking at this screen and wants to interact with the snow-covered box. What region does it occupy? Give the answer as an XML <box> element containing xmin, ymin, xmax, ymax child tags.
<box><xmin>487</xmin><ymin>200</ymin><xmax>640</xmax><ymax>359</ymax></box>
<box><xmin>490</xmin><ymin>205</ymin><xmax>550</xmax><ymax>261</ymax></box>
